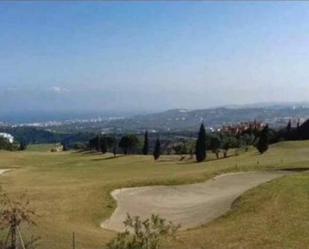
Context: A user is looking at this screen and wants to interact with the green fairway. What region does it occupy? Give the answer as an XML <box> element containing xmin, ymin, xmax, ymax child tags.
<box><xmin>27</xmin><ymin>143</ymin><xmax>61</xmax><ymax>152</ymax></box>
<box><xmin>0</xmin><ymin>141</ymin><xmax>308</xmax><ymax>249</ymax></box>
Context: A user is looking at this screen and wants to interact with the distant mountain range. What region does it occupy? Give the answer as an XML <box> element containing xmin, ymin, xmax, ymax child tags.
<box><xmin>2</xmin><ymin>103</ymin><xmax>309</xmax><ymax>133</ymax></box>
<box><xmin>104</xmin><ymin>105</ymin><xmax>309</xmax><ymax>132</ymax></box>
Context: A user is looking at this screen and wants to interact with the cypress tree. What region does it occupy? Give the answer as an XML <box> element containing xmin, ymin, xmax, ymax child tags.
<box><xmin>112</xmin><ymin>138</ymin><xmax>117</xmax><ymax>157</ymax></box>
<box><xmin>286</xmin><ymin>120</ymin><xmax>291</xmax><ymax>133</ymax></box>
<box><xmin>101</xmin><ymin>137</ymin><xmax>107</xmax><ymax>154</ymax></box>
<box><xmin>19</xmin><ymin>140</ymin><xmax>27</xmax><ymax>151</ymax></box>
<box><xmin>95</xmin><ymin>135</ymin><xmax>101</xmax><ymax>152</ymax></box>
<box><xmin>153</xmin><ymin>138</ymin><xmax>161</xmax><ymax>160</ymax></box>
<box><xmin>61</xmin><ymin>141</ymin><xmax>68</xmax><ymax>151</ymax></box>
<box><xmin>256</xmin><ymin>125</ymin><xmax>269</xmax><ymax>154</ymax></box>
<box><xmin>113</xmin><ymin>146</ymin><xmax>117</xmax><ymax>157</ymax></box>
<box><xmin>297</xmin><ymin>120</ymin><xmax>301</xmax><ymax>140</ymax></box>
<box><xmin>195</xmin><ymin>123</ymin><xmax>206</xmax><ymax>162</ymax></box>
<box><xmin>142</xmin><ymin>131</ymin><xmax>149</xmax><ymax>155</ymax></box>
<box><xmin>286</xmin><ymin>120</ymin><xmax>291</xmax><ymax>139</ymax></box>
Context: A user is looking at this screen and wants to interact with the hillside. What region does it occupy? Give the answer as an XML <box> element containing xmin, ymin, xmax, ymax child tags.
<box><xmin>0</xmin><ymin>141</ymin><xmax>308</xmax><ymax>249</ymax></box>
<box><xmin>76</xmin><ymin>105</ymin><xmax>309</xmax><ymax>133</ymax></box>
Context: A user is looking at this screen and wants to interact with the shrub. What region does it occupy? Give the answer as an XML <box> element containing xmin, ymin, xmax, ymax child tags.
<box><xmin>0</xmin><ymin>192</ymin><xmax>39</xmax><ymax>249</ymax></box>
<box><xmin>106</xmin><ymin>214</ymin><xmax>180</xmax><ymax>249</ymax></box>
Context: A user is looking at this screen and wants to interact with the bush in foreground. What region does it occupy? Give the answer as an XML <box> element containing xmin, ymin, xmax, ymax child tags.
<box><xmin>0</xmin><ymin>192</ymin><xmax>39</xmax><ymax>249</ymax></box>
<box><xmin>106</xmin><ymin>214</ymin><xmax>179</xmax><ymax>249</ymax></box>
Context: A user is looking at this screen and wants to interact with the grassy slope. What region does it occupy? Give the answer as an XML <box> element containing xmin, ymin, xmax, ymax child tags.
<box><xmin>0</xmin><ymin>141</ymin><xmax>308</xmax><ymax>249</ymax></box>
<box><xmin>176</xmin><ymin>173</ymin><xmax>309</xmax><ymax>249</ymax></box>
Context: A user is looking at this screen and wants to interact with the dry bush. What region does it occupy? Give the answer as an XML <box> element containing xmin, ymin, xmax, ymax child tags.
<box><xmin>106</xmin><ymin>214</ymin><xmax>180</xmax><ymax>249</ymax></box>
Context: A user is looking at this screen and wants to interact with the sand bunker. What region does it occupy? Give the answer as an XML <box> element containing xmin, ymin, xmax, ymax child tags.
<box><xmin>102</xmin><ymin>171</ymin><xmax>289</xmax><ymax>231</ymax></box>
<box><xmin>0</xmin><ymin>169</ymin><xmax>10</xmax><ymax>175</ymax></box>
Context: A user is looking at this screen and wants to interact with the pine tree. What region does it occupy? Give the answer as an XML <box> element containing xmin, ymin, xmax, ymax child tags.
<box><xmin>195</xmin><ymin>123</ymin><xmax>206</xmax><ymax>162</ymax></box>
<box><xmin>142</xmin><ymin>131</ymin><xmax>149</xmax><ymax>155</ymax></box>
<box><xmin>153</xmin><ymin>138</ymin><xmax>161</xmax><ymax>160</ymax></box>
<box><xmin>256</xmin><ymin>125</ymin><xmax>269</xmax><ymax>154</ymax></box>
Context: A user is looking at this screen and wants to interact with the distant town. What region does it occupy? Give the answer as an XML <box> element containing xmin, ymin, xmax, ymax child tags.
<box><xmin>1</xmin><ymin>104</ymin><xmax>309</xmax><ymax>134</ymax></box>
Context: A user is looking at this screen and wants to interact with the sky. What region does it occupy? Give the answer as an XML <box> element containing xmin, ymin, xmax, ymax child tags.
<box><xmin>1</xmin><ymin>1</ymin><xmax>309</xmax><ymax>115</ymax></box>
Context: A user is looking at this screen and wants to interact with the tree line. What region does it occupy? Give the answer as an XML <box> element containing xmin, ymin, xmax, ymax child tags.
<box><xmin>2</xmin><ymin>118</ymin><xmax>309</xmax><ymax>163</ymax></box>
<box><xmin>86</xmin><ymin>121</ymin><xmax>272</xmax><ymax>162</ymax></box>
<box><xmin>87</xmin><ymin>131</ymin><xmax>162</xmax><ymax>160</ymax></box>
<box><xmin>195</xmin><ymin>123</ymin><xmax>270</xmax><ymax>162</ymax></box>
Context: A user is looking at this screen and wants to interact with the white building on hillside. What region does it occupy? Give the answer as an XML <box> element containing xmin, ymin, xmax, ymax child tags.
<box><xmin>0</xmin><ymin>133</ymin><xmax>14</xmax><ymax>143</ymax></box>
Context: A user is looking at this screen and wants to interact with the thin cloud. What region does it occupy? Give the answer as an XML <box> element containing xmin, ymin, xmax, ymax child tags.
<box><xmin>49</xmin><ymin>86</ymin><xmax>69</xmax><ymax>94</ymax></box>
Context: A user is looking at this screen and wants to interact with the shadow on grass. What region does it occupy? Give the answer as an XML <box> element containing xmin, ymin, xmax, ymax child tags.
<box><xmin>277</xmin><ymin>167</ymin><xmax>309</xmax><ymax>172</ymax></box>
<box><xmin>179</xmin><ymin>154</ymin><xmax>240</xmax><ymax>165</ymax></box>
<box><xmin>157</xmin><ymin>158</ymin><xmax>182</xmax><ymax>163</ymax></box>
<box><xmin>73</xmin><ymin>150</ymin><xmax>107</xmax><ymax>156</ymax></box>
<box><xmin>91</xmin><ymin>155</ymin><xmax>125</xmax><ymax>161</ymax></box>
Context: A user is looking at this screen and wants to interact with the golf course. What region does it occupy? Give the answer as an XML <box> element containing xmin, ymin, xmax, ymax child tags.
<box><xmin>0</xmin><ymin>141</ymin><xmax>309</xmax><ymax>249</ymax></box>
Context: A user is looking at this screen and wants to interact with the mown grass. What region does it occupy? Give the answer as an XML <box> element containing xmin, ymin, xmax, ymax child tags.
<box><xmin>176</xmin><ymin>173</ymin><xmax>309</xmax><ymax>249</ymax></box>
<box><xmin>0</xmin><ymin>141</ymin><xmax>308</xmax><ymax>249</ymax></box>
<box><xmin>27</xmin><ymin>143</ymin><xmax>60</xmax><ymax>152</ymax></box>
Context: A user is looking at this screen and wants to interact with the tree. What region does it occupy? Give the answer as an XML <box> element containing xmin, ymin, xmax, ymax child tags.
<box><xmin>153</xmin><ymin>138</ymin><xmax>161</xmax><ymax>160</ymax></box>
<box><xmin>172</xmin><ymin>142</ymin><xmax>187</xmax><ymax>155</ymax></box>
<box><xmin>209</xmin><ymin>135</ymin><xmax>221</xmax><ymax>159</ymax></box>
<box><xmin>19</xmin><ymin>140</ymin><xmax>27</xmax><ymax>151</ymax></box>
<box><xmin>89</xmin><ymin>135</ymin><xmax>101</xmax><ymax>152</ymax></box>
<box><xmin>113</xmin><ymin>146</ymin><xmax>117</xmax><ymax>157</ymax></box>
<box><xmin>286</xmin><ymin>119</ymin><xmax>291</xmax><ymax>133</ymax></box>
<box><xmin>61</xmin><ymin>140</ymin><xmax>68</xmax><ymax>151</ymax></box>
<box><xmin>187</xmin><ymin>142</ymin><xmax>195</xmax><ymax>159</ymax></box>
<box><xmin>104</xmin><ymin>136</ymin><xmax>117</xmax><ymax>149</ymax></box>
<box><xmin>88</xmin><ymin>137</ymin><xmax>96</xmax><ymax>150</ymax></box>
<box><xmin>142</xmin><ymin>131</ymin><xmax>149</xmax><ymax>155</ymax></box>
<box><xmin>239</xmin><ymin>133</ymin><xmax>255</xmax><ymax>151</ymax></box>
<box><xmin>285</xmin><ymin>119</ymin><xmax>292</xmax><ymax>140</ymax></box>
<box><xmin>111</xmin><ymin>137</ymin><xmax>118</xmax><ymax>157</ymax></box>
<box><xmin>95</xmin><ymin>135</ymin><xmax>101</xmax><ymax>152</ymax></box>
<box><xmin>90</xmin><ymin>135</ymin><xmax>117</xmax><ymax>154</ymax></box>
<box><xmin>100</xmin><ymin>138</ymin><xmax>108</xmax><ymax>154</ymax></box>
<box><xmin>221</xmin><ymin>135</ymin><xmax>239</xmax><ymax>158</ymax></box>
<box><xmin>256</xmin><ymin>125</ymin><xmax>269</xmax><ymax>154</ymax></box>
<box><xmin>297</xmin><ymin>119</ymin><xmax>301</xmax><ymax>140</ymax></box>
<box><xmin>0</xmin><ymin>137</ymin><xmax>17</xmax><ymax>151</ymax></box>
<box><xmin>119</xmin><ymin>135</ymin><xmax>139</xmax><ymax>155</ymax></box>
<box><xmin>195</xmin><ymin>123</ymin><xmax>206</xmax><ymax>162</ymax></box>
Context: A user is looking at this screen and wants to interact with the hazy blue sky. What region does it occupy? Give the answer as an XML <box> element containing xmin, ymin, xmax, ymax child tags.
<box><xmin>1</xmin><ymin>2</ymin><xmax>309</xmax><ymax>114</ymax></box>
